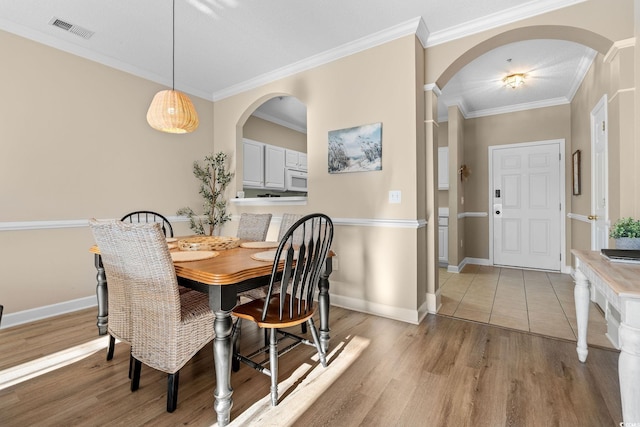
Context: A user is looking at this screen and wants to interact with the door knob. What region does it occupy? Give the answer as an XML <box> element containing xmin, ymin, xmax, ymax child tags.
<box><xmin>588</xmin><ymin>215</ymin><xmax>598</xmax><ymax>220</ymax></box>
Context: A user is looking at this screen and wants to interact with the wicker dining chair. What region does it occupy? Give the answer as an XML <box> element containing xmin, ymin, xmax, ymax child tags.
<box><xmin>236</xmin><ymin>213</ymin><xmax>272</xmax><ymax>241</ymax></box>
<box><xmin>231</xmin><ymin>213</ymin><xmax>333</xmax><ymax>406</ymax></box>
<box><xmin>277</xmin><ymin>213</ymin><xmax>302</xmax><ymax>241</ymax></box>
<box><xmin>120</xmin><ymin>210</ymin><xmax>173</xmax><ymax>237</ymax></box>
<box><xmin>89</xmin><ymin>219</ymin><xmax>215</xmax><ymax>413</ymax></box>
<box><xmin>99</xmin><ymin>211</ymin><xmax>174</xmax><ymax>363</ymax></box>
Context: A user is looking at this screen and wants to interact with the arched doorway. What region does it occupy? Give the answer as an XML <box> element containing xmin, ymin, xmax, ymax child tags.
<box><xmin>237</xmin><ymin>95</ymin><xmax>308</xmax><ymax>198</ymax></box>
<box><xmin>430</xmin><ymin>25</ymin><xmax>617</xmax><ymax>271</ymax></box>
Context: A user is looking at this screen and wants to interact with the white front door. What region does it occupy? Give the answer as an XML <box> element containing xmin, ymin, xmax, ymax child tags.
<box><xmin>491</xmin><ymin>141</ymin><xmax>563</xmax><ymax>271</ymax></box>
<box><xmin>590</xmin><ymin>95</ymin><xmax>608</xmax><ymax>250</ymax></box>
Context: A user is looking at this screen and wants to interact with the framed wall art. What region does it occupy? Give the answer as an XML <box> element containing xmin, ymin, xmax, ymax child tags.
<box><xmin>328</xmin><ymin>122</ymin><xmax>382</xmax><ymax>174</ymax></box>
<box><xmin>572</xmin><ymin>149</ymin><xmax>581</xmax><ymax>196</ymax></box>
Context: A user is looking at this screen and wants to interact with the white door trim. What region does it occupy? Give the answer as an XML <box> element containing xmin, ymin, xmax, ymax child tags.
<box><xmin>590</xmin><ymin>94</ymin><xmax>609</xmax><ymax>250</ymax></box>
<box><xmin>488</xmin><ymin>139</ymin><xmax>566</xmax><ymax>270</ymax></box>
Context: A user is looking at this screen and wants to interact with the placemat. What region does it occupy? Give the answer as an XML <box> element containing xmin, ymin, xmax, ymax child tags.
<box><xmin>171</xmin><ymin>250</ymin><xmax>219</xmax><ymax>262</ymax></box>
<box><xmin>251</xmin><ymin>250</ymin><xmax>298</xmax><ymax>262</ymax></box>
<box><xmin>240</xmin><ymin>241</ymin><xmax>279</xmax><ymax>249</ymax></box>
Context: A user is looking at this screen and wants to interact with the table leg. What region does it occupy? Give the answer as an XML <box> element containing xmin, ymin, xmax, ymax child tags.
<box><xmin>318</xmin><ymin>258</ymin><xmax>333</xmax><ymax>353</ymax></box>
<box><xmin>94</xmin><ymin>254</ymin><xmax>108</xmax><ymax>336</ymax></box>
<box><xmin>619</xmin><ymin>322</ymin><xmax>640</xmax><ymax>424</ymax></box>
<box><xmin>213</xmin><ymin>310</ymin><xmax>233</xmax><ymax>426</ymax></box>
<box><xmin>574</xmin><ymin>268</ymin><xmax>590</xmax><ymax>363</ymax></box>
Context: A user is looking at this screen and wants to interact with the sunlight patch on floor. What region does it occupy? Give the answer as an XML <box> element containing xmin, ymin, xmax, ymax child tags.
<box><xmin>221</xmin><ymin>335</ymin><xmax>370</xmax><ymax>427</ymax></box>
<box><xmin>0</xmin><ymin>336</ymin><xmax>109</xmax><ymax>391</ymax></box>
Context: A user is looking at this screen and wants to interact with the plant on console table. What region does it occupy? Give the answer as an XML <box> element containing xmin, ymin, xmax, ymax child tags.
<box><xmin>177</xmin><ymin>152</ymin><xmax>233</xmax><ymax>236</ymax></box>
<box><xmin>609</xmin><ymin>217</ymin><xmax>640</xmax><ymax>249</ymax></box>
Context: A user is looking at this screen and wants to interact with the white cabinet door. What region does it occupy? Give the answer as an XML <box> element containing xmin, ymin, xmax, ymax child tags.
<box><xmin>438</xmin><ymin>147</ymin><xmax>449</xmax><ymax>190</ymax></box>
<box><xmin>264</xmin><ymin>144</ymin><xmax>285</xmax><ymax>190</ymax></box>
<box><xmin>438</xmin><ymin>217</ymin><xmax>448</xmax><ymax>264</ymax></box>
<box><xmin>285</xmin><ymin>149</ymin><xmax>308</xmax><ymax>171</ymax></box>
<box><xmin>243</xmin><ymin>139</ymin><xmax>264</xmax><ymax>188</ymax></box>
<box><xmin>298</xmin><ymin>152</ymin><xmax>307</xmax><ymax>171</ymax></box>
<box><xmin>285</xmin><ymin>149</ymin><xmax>298</xmax><ymax>168</ymax></box>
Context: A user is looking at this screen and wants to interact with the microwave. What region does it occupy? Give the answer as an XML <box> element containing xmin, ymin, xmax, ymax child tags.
<box><xmin>285</xmin><ymin>168</ymin><xmax>308</xmax><ymax>192</ymax></box>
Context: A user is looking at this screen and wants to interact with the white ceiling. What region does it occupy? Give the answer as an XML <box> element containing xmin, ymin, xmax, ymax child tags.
<box><xmin>0</xmin><ymin>0</ymin><xmax>594</xmax><ymax>128</ymax></box>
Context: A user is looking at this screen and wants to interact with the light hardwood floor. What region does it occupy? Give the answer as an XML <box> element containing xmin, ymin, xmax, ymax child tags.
<box><xmin>439</xmin><ymin>265</ymin><xmax>615</xmax><ymax>349</ymax></box>
<box><xmin>0</xmin><ymin>305</ymin><xmax>621</xmax><ymax>426</ymax></box>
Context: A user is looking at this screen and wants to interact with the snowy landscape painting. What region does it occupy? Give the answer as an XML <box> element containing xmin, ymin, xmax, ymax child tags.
<box><xmin>328</xmin><ymin>122</ymin><xmax>382</xmax><ymax>174</ymax></box>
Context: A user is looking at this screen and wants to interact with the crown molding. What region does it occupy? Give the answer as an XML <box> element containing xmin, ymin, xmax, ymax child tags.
<box><xmin>423</xmin><ymin>83</ymin><xmax>442</xmax><ymax>96</ymax></box>
<box><xmin>439</xmin><ymin>96</ymin><xmax>570</xmax><ymax>122</ymax></box>
<box><xmin>603</xmin><ymin>37</ymin><xmax>637</xmax><ymax>63</ymax></box>
<box><xmin>567</xmin><ymin>49</ymin><xmax>597</xmax><ymax>101</ymax></box>
<box><xmin>251</xmin><ymin>110</ymin><xmax>307</xmax><ymax>134</ymax></box>
<box><xmin>213</xmin><ymin>17</ymin><xmax>426</xmax><ymax>101</ymax></box>
<box><xmin>425</xmin><ymin>0</ymin><xmax>586</xmax><ymax>47</ymax></box>
<box><xmin>0</xmin><ymin>18</ymin><xmax>213</xmax><ymax>101</ymax></box>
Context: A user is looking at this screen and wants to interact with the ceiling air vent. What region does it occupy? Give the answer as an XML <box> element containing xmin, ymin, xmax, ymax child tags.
<box><xmin>48</xmin><ymin>17</ymin><xmax>94</xmax><ymax>39</ymax></box>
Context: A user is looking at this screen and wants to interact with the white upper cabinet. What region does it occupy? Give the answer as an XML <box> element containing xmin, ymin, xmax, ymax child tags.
<box><xmin>264</xmin><ymin>145</ymin><xmax>286</xmax><ymax>190</ymax></box>
<box><xmin>438</xmin><ymin>147</ymin><xmax>449</xmax><ymax>190</ymax></box>
<box><xmin>285</xmin><ymin>149</ymin><xmax>307</xmax><ymax>171</ymax></box>
<box><xmin>243</xmin><ymin>139</ymin><xmax>265</xmax><ymax>188</ymax></box>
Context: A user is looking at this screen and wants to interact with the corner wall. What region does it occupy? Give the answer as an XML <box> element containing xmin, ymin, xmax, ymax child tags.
<box><xmin>214</xmin><ymin>35</ymin><xmax>428</xmax><ymax>323</ymax></box>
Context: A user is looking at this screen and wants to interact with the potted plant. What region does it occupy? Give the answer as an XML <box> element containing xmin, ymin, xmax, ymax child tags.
<box><xmin>609</xmin><ymin>217</ymin><xmax>640</xmax><ymax>249</ymax></box>
<box><xmin>177</xmin><ymin>152</ymin><xmax>233</xmax><ymax>236</ymax></box>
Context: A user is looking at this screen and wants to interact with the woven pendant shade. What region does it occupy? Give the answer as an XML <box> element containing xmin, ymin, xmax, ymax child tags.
<box><xmin>147</xmin><ymin>89</ymin><xmax>199</xmax><ymax>134</ymax></box>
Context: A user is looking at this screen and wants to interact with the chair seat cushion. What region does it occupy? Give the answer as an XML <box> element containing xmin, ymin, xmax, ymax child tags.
<box><xmin>233</xmin><ymin>294</ymin><xmax>315</xmax><ymax>329</ymax></box>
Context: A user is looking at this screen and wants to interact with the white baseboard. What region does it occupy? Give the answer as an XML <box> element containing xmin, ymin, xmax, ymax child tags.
<box><xmin>426</xmin><ymin>290</ymin><xmax>441</xmax><ymax>314</ymax></box>
<box><xmin>0</xmin><ymin>296</ymin><xmax>96</xmax><ymax>330</ymax></box>
<box><xmin>330</xmin><ymin>294</ymin><xmax>421</xmax><ymax>325</ymax></box>
<box><xmin>446</xmin><ymin>257</ymin><xmax>570</xmax><ymax>275</ymax></box>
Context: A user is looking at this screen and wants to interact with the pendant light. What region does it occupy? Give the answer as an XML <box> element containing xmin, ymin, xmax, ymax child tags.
<box><xmin>147</xmin><ymin>0</ymin><xmax>199</xmax><ymax>134</ymax></box>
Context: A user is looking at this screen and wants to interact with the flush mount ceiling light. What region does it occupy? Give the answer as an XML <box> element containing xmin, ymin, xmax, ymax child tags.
<box><xmin>147</xmin><ymin>0</ymin><xmax>199</xmax><ymax>134</ymax></box>
<box><xmin>503</xmin><ymin>73</ymin><xmax>526</xmax><ymax>89</ymax></box>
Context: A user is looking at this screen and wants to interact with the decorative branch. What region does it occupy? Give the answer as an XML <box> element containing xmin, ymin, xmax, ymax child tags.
<box><xmin>177</xmin><ymin>152</ymin><xmax>233</xmax><ymax>235</ymax></box>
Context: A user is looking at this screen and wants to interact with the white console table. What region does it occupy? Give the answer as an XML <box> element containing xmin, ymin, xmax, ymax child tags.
<box><xmin>572</xmin><ymin>250</ymin><xmax>640</xmax><ymax>424</ymax></box>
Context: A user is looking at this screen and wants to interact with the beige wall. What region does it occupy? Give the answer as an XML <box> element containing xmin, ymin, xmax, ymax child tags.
<box><xmin>214</xmin><ymin>35</ymin><xmax>427</xmax><ymax>320</ymax></box>
<box><xmin>460</xmin><ymin>105</ymin><xmax>572</xmax><ymax>260</ymax></box>
<box><xmin>0</xmin><ymin>29</ymin><xmax>214</xmax><ymax>314</ymax></box>
<box><xmin>570</xmin><ymin>54</ymin><xmax>610</xmax><ymax>252</ymax></box>
<box><xmin>243</xmin><ymin>115</ymin><xmax>306</xmax><ymax>152</ymax></box>
<box><xmin>2</xmin><ymin>0</ymin><xmax>637</xmax><ymax>324</ymax></box>
<box><xmin>430</xmin><ymin>0</ymin><xmax>634</xmax><ymax>267</ymax></box>
<box><xmin>425</xmin><ymin>0</ymin><xmax>633</xmax><ymax>85</ymax></box>
<box><xmin>447</xmin><ymin>106</ymin><xmax>465</xmax><ymax>266</ymax></box>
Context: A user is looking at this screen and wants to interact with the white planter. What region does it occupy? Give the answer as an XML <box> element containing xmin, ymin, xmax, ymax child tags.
<box><xmin>615</xmin><ymin>237</ymin><xmax>640</xmax><ymax>249</ymax></box>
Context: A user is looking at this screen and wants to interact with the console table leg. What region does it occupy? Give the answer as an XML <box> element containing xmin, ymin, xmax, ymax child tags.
<box><xmin>619</xmin><ymin>322</ymin><xmax>640</xmax><ymax>424</ymax></box>
<box><xmin>574</xmin><ymin>268</ymin><xmax>590</xmax><ymax>363</ymax></box>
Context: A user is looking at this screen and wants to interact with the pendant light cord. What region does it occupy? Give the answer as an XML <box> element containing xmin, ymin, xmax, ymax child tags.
<box><xmin>172</xmin><ymin>0</ymin><xmax>175</xmax><ymax>91</ymax></box>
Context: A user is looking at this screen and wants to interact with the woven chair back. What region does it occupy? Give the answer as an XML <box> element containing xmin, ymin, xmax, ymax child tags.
<box><xmin>237</xmin><ymin>213</ymin><xmax>272</xmax><ymax>241</ymax></box>
<box><xmin>262</xmin><ymin>213</ymin><xmax>333</xmax><ymax>322</ymax></box>
<box><xmin>89</xmin><ymin>220</ymin><xmax>181</xmax><ymax>344</ymax></box>
<box><xmin>277</xmin><ymin>213</ymin><xmax>302</xmax><ymax>242</ymax></box>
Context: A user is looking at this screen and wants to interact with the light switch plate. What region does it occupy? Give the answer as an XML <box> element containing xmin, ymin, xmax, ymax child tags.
<box><xmin>389</xmin><ymin>190</ymin><xmax>401</xmax><ymax>204</ymax></box>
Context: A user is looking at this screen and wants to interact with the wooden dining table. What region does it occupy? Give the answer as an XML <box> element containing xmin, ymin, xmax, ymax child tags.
<box><xmin>89</xmin><ymin>239</ymin><xmax>334</xmax><ymax>426</ymax></box>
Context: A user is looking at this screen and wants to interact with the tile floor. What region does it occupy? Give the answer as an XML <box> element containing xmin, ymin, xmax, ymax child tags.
<box><xmin>438</xmin><ymin>265</ymin><xmax>616</xmax><ymax>350</ymax></box>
